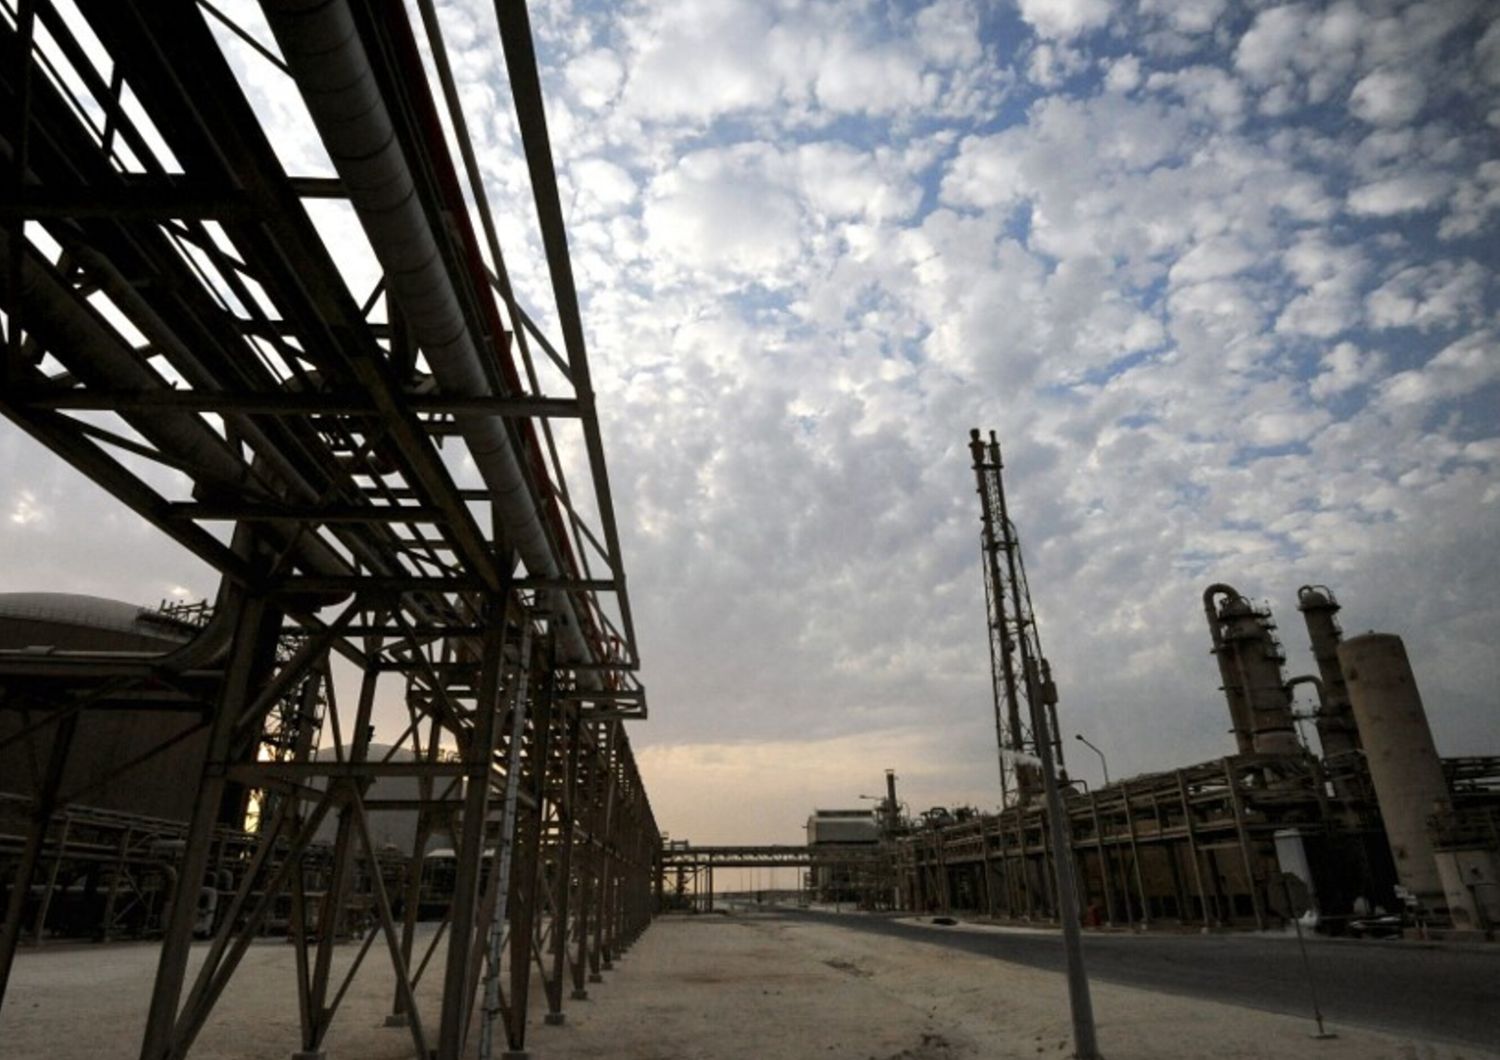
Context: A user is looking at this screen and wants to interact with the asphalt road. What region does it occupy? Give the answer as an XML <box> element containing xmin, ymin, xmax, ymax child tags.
<box><xmin>774</xmin><ymin>906</ymin><xmax>1500</xmax><ymax>1052</ymax></box>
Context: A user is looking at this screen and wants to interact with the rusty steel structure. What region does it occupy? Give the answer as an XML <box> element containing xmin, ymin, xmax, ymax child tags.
<box><xmin>0</xmin><ymin>2</ymin><xmax>660</xmax><ymax>1057</ymax></box>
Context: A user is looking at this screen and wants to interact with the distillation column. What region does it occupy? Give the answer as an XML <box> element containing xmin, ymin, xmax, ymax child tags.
<box><xmin>1296</xmin><ymin>586</ymin><xmax>1364</xmax><ymax>794</ymax></box>
<box><xmin>1204</xmin><ymin>585</ymin><xmax>1299</xmax><ymax>756</ymax></box>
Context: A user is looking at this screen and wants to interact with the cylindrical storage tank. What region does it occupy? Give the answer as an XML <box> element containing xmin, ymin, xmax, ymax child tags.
<box><xmin>1338</xmin><ymin>633</ymin><xmax>1449</xmax><ymax>913</ymax></box>
<box><xmin>1435</xmin><ymin>848</ymin><xmax>1500</xmax><ymax>933</ymax></box>
<box><xmin>1296</xmin><ymin>587</ymin><xmax>1361</xmax><ymax>772</ymax></box>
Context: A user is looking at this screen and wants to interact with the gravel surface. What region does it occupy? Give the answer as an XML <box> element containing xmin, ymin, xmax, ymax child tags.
<box><xmin>2</xmin><ymin>909</ymin><xmax>1494</xmax><ymax>1059</ymax></box>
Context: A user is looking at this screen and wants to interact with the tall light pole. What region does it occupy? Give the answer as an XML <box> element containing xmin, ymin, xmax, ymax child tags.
<box><xmin>1075</xmin><ymin>733</ymin><xmax>1110</xmax><ymax>787</ymax></box>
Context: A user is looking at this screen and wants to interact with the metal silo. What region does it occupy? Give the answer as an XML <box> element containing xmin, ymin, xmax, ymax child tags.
<box><xmin>1338</xmin><ymin>632</ymin><xmax>1450</xmax><ymax>914</ymax></box>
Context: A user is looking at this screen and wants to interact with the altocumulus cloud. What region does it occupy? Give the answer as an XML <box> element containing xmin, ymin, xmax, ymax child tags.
<box><xmin>2</xmin><ymin>0</ymin><xmax>1496</xmax><ymax>848</ymax></box>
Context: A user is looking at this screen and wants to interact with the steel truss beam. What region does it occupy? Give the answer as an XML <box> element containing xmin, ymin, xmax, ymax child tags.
<box><xmin>0</xmin><ymin>1</ymin><xmax>659</xmax><ymax>1057</ymax></box>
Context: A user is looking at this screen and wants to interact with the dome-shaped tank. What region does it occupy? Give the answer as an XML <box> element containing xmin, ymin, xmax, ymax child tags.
<box><xmin>0</xmin><ymin>593</ymin><xmax>207</xmax><ymax>822</ymax></box>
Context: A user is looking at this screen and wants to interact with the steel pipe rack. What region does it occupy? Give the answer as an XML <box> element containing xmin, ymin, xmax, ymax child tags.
<box><xmin>0</xmin><ymin>2</ymin><xmax>658</xmax><ymax>1057</ymax></box>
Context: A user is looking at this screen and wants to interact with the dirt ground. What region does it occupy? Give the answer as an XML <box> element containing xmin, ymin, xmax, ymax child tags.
<box><xmin>2</xmin><ymin>908</ymin><xmax>1493</xmax><ymax>1059</ymax></box>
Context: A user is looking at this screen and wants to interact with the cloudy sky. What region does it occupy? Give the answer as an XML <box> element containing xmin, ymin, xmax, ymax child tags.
<box><xmin>4</xmin><ymin>0</ymin><xmax>1498</xmax><ymax>853</ymax></box>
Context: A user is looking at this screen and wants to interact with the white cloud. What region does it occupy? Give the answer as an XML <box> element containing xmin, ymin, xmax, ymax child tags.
<box><xmin>1235</xmin><ymin>2</ymin><xmax>1363</xmax><ymax>105</ymax></box>
<box><xmin>1309</xmin><ymin>342</ymin><xmax>1383</xmax><ymax>400</ymax></box>
<box><xmin>1104</xmin><ymin>54</ymin><xmax>1142</xmax><ymax>93</ymax></box>
<box><xmin>1348</xmin><ymin>68</ymin><xmax>1427</xmax><ymax>126</ymax></box>
<box><xmin>1379</xmin><ymin>332</ymin><xmax>1500</xmax><ymax>409</ymax></box>
<box><xmin>1139</xmin><ymin>0</ymin><xmax>1226</xmax><ymax>34</ymax></box>
<box><xmin>914</xmin><ymin>0</ymin><xmax>983</xmax><ymax>65</ymax></box>
<box><xmin>642</xmin><ymin>145</ymin><xmax>805</xmax><ymax>279</ymax></box>
<box><xmin>569</xmin><ymin>157</ymin><xmax>638</xmax><ymax>215</ymax></box>
<box><xmin>1441</xmin><ymin>160</ymin><xmax>1500</xmax><ymax>239</ymax></box>
<box><xmin>1347</xmin><ymin>172</ymin><xmax>1452</xmax><ymax>216</ymax></box>
<box><xmin>617</xmin><ymin>3</ymin><xmax>783</xmax><ymax>123</ymax></box>
<box><xmin>1016</xmin><ymin>0</ymin><xmax>1113</xmax><ymax>41</ymax></box>
<box><xmin>1169</xmin><ymin>235</ymin><xmax>1256</xmax><ymax>285</ymax></box>
<box><xmin>1366</xmin><ymin>260</ymin><xmax>1489</xmax><ymax>332</ymax></box>
<box><xmin>564</xmin><ymin>48</ymin><xmax>625</xmax><ymax>110</ymax></box>
<box><xmin>813</xmin><ymin>39</ymin><xmax>934</xmax><ymax>115</ymax></box>
<box><xmin>1145</xmin><ymin>65</ymin><xmax>1247</xmax><ymax>127</ymax></box>
<box><xmin>1275</xmin><ymin>236</ymin><xmax>1368</xmax><ymax>339</ymax></box>
<box><xmin>9</xmin><ymin>490</ymin><xmax>44</xmax><ymax>526</ymax></box>
<box><xmin>1478</xmin><ymin>19</ymin><xmax>1500</xmax><ymax>87</ymax></box>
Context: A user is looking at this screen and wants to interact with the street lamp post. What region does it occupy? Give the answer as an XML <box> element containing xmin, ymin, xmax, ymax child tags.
<box><xmin>1075</xmin><ymin>733</ymin><xmax>1110</xmax><ymax>787</ymax></box>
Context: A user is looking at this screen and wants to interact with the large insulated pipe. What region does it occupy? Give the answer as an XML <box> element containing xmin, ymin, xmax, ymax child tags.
<box><xmin>1338</xmin><ymin>633</ymin><xmax>1450</xmax><ymax>914</ymax></box>
<box><xmin>1203</xmin><ymin>584</ymin><xmax>1254</xmax><ymax>754</ymax></box>
<box><xmin>261</xmin><ymin>0</ymin><xmax>591</xmax><ymax>668</ymax></box>
<box><xmin>1296</xmin><ymin>586</ymin><xmax>1362</xmax><ymax>774</ymax></box>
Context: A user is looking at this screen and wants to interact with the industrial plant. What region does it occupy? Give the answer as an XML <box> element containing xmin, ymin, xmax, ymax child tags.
<box><xmin>664</xmin><ymin>433</ymin><xmax>1500</xmax><ymax>941</ymax></box>
<box><xmin>801</xmin><ymin>433</ymin><xmax>1500</xmax><ymax>937</ymax></box>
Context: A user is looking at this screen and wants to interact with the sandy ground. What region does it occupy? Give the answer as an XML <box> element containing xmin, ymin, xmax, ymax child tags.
<box><xmin>2</xmin><ymin>909</ymin><xmax>1493</xmax><ymax>1059</ymax></box>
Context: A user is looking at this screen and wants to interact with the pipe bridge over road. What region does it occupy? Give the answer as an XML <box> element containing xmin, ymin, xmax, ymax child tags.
<box><xmin>661</xmin><ymin>845</ymin><xmax>885</xmax><ymax>870</ymax></box>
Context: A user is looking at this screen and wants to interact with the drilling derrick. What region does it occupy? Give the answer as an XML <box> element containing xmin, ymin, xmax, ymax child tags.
<box><xmin>969</xmin><ymin>430</ymin><xmax>1066</xmax><ymax>807</ymax></box>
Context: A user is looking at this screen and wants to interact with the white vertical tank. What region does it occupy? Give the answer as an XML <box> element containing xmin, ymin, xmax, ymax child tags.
<box><xmin>1338</xmin><ymin>633</ymin><xmax>1449</xmax><ymax>913</ymax></box>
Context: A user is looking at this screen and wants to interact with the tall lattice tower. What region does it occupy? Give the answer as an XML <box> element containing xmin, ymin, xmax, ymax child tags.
<box><xmin>968</xmin><ymin>429</ymin><xmax>1067</xmax><ymax>807</ymax></box>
